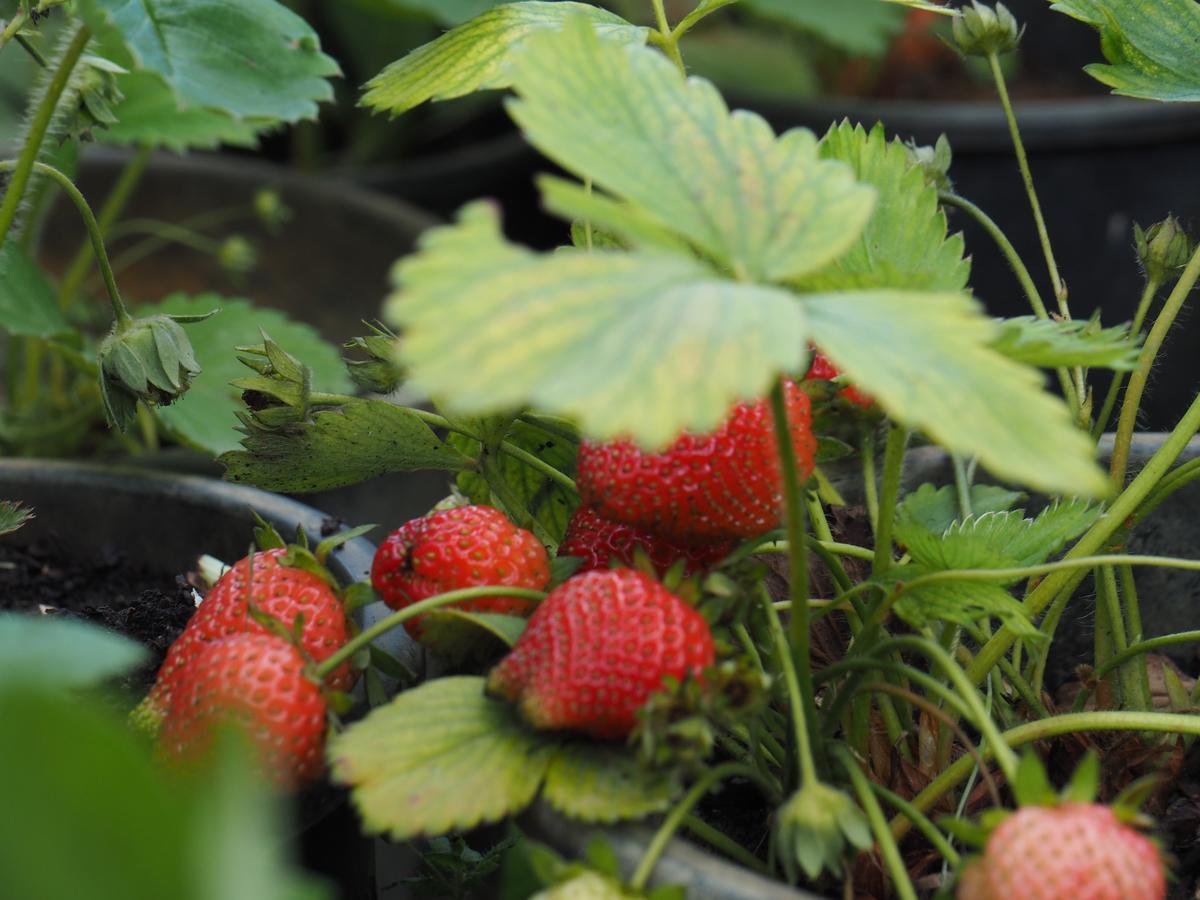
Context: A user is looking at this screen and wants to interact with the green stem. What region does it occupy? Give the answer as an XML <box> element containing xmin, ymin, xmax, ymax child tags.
<box><xmin>891</xmin><ymin>710</ymin><xmax>1200</xmax><ymax>841</ymax></box>
<box><xmin>1133</xmin><ymin>455</ymin><xmax>1200</xmax><ymax>527</ymax></box>
<box><xmin>1111</xmin><ymin>243</ymin><xmax>1200</xmax><ymax>486</ymax></box>
<box><xmin>869</xmin><ymin>782</ymin><xmax>960</xmax><ymax>868</ymax></box>
<box><xmin>57</xmin><ymin>145</ymin><xmax>152</xmax><ymax>311</ymax></box>
<box><xmin>0</xmin><ymin>9</ymin><xmax>29</xmax><ymax>52</ymax></box>
<box><xmin>648</xmin><ymin>0</ymin><xmax>686</xmax><ymax>76</ymax></box>
<box><xmin>629</xmin><ymin>762</ymin><xmax>776</xmax><ymax>891</ymax></box>
<box><xmin>832</xmin><ymin>746</ymin><xmax>918</xmax><ymax>900</ymax></box>
<box><xmin>759</xmin><ymin>587</ymin><xmax>819</xmax><ymax>786</ymax></box>
<box><xmin>952</xmin><ymin>454</ymin><xmax>974</xmax><ymax>521</ymax></box>
<box><xmin>313</xmin><ymin>586</ymin><xmax>546</xmax><ymax>679</ymax></box>
<box><xmin>769</xmin><ymin>381</ymin><xmax>819</xmax><ymax>776</ymax></box>
<box><xmin>1092</xmin><ymin>278</ymin><xmax>1162</xmax><ymax>441</ymax></box>
<box><xmin>0</xmin><ymin>24</ymin><xmax>90</xmax><ymax>248</ymax></box>
<box><xmin>14</xmin><ymin>32</ymin><xmax>47</xmax><ymax>68</ymax></box>
<box><xmin>682</xmin><ymin>815</ymin><xmax>771</xmax><ymax>877</ymax></box>
<box><xmin>872</xmin><ymin>426</ymin><xmax>908</xmax><ymax>575</ymax></box>
<box><xmin>861</xmin><ymin>427</ymin><xmax>880</xmax><ymax>535</ymax></box>
<box><xmin>1095</xmin><ymin>629</ymin><xmax>1200</xmax><ymax>682</ymax></box>
<box><xmin>988</xmin><ymin>51</ymin><xmax>1064</xmax><ymax>312</ymax></box>
<box><xmin>0</xmin><ymin>159</ymin><xmax>131</xmax><ymax>329</ymax></box>
<box><xmin>671</xmin><ymin>0</ymin><xmax>738</xmax><ymax>42</ymax></box>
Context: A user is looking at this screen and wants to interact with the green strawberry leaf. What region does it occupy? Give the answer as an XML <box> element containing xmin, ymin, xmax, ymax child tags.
<box><xmin>75</xmin><ymin>0</ymin><xmax>339</xmax><ymax>122</ymax></box>
<box><xmin>362</xmin><ymin>2</ymin><xmax>647</xmax><ymax>116</ymax></box>
<box><xmin>507</xmin><ymin>17</ymin><xmax>875</xmax><ymax>283</ymax></box>
<box><xmin>541</xmin><ymin>742</ymin><xmax>680</xmax><ymax>823</ymax></box>
<box><xmin>135</xmin><ymin>294</ymin><xmax>352</xmax><ymax>456</ymax></box>
<box><xmin>0</xmin><ymin>501</ymin><xmax>32</xmax><ymax>538</ymax></box>
<box><xmin>884</xmin><ymin>568</ymin><xmax>1040</xmax><ymax>638</ymax></box>
<box><xmin>98</xmin><ymin>71</ymin><xmax>265</xmax><ymax>151</ymax></box>
<box><xmin>896</xmin><ymin>483</ymin><xmax>1025</xmax><ymax>536</ymax></box>
<box><xmin>0</xmin><ymin>614</ymin><xmax>147</xmax><ymax>688</ymax></box>
<box><xmin>739</xmin><ymin>0</ymin><xmax>907</xmax><ymax>57</ymax></box>
<box><xmin>989</xmin><ymin>315</ymin><xmax>1141</xmax><ymax>370</ymax></box>
<box><xmin>330</xmin><ymin>676</ymin><xmax>556</xmax><ymax>840</ymax></box>
<box><xmin>1049</xmin><ymin>0</ymin><xmax>1200</xmax><ymax>101</ymax></box>
<box><xmin>387</xmin><ymin>203</ymin><xmax>808</xmax><ymax>449</ymax></box>
<box><xmin>221</xmin><ymin>398</ymin><xmax>472</xmax><ymax>492</ymax></box>
<box><xmin>0</xmin><ymin>243</ymin><xmax>68</xmax><ymax>337</ymax></box>
<box><xmin>802</xmin><ymin>291</ymin><xmax>1109</xmax><ymax>497</ymax></box>
<box><xmin>419</xmin><ymin>610</ymin><xmax>527</xmax><ymax>666</ymax></box>
<box><xmin>807</xmin><ymin>121</ymin><xmax>970</xmax><ymax>292</ymax></box>
<box><xmin>681</xmin><ymin>24</ymin><xmax>821</xmax><ymax>104</ymax></box>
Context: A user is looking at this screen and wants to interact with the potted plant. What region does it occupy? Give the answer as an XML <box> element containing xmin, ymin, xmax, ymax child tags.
<box><xmin>189</xmin><ymin>1</ymin><xmax>1200</xmax><ymax>897</ymax></box>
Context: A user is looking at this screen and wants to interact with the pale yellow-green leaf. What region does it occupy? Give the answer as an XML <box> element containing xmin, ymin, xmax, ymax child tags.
<box><xmin>329</xmin><ymin>677</ymin><xmax>555</xmax><ymax>839</ymax></box>
<box><xmin>508</xmin><ymin>17</ymin><xmax>875</xmax><ymax>283</ymax></box>
<box><xmin>801</xmin><ymin>291</ymin><xmax>1108</xmax><ymax>497</ymax></box>
<box><xmin>542</xmin><ymin>743</ymin><xmax>679</xmax><ymax>823</ymax></box>
<box><xmin>387</xmin><ymin>204</ymin><xmax>809</xmax><ymax>448</ymax></box>
<box><xmin>361</xmin><ymin>2</ymin><xmax>647</xmax><ymax>115</ymax></box>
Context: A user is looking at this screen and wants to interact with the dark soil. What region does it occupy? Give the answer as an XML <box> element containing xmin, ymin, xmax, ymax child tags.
<box><xmin>0</xmin><ymin>539</ymin><xmax>196</xmax><ymax>695</ymax></box>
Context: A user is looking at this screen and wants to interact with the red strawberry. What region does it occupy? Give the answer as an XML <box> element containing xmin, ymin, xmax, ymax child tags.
<box><xmin>957</xmin><ymin>803</ymin><xmax>1166</xmax><ymax>900</ymax></box>
<box><xmin>576</xmin><ymin>380</ymin><xmax>816</xmax><ymax>543</ymax></box>
<box><xmin>804</xmin><ymin>350</ymin><xmax>873</xmax><ymax>410</ymax></box>
<box><xmin>158</xmin><ymin>633</ymin><xmax>327</xmax><ymax>790</ymax></box>
<box><xmin>136</xmin><ymin>549</ymin><xmax>352</xmax><ymax>733</ymax></box>
<box><xmin>371</xmin><ymin>505</ymin><xmax>550</xmax><ymax>638</ymax></box>
<box><xmin>559</xmin><ymin>506</ymin><xmax>731</xmax><ymax>576</ymax></box>
<box><xmin>486</xmin><ymin>569</ymin><xmax>715</xmax><ymax>740</ymax></box>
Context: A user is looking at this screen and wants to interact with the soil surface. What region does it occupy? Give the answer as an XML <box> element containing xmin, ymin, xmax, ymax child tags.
<box><xmin>0</xmin><ymin>539</ymin><xmax>196</xmax><ymax>696</ymax></box>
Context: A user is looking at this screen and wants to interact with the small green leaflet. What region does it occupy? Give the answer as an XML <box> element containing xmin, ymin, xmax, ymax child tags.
<box><xmin>1050</xmin><ymin>0</ymin><xmax>1200</xmax><ymax>101</ymax></box>
<box><xmin>135</xmin><ymin>294</ymin><xmax>351</xmax><ymax>456</ymax></box>
<box><xmin>0</xmin><ymin>243</ymin><xmax>68</xmax><ymax>337</ymax></box>
<box><xmin>361</xmin><ymin>3</ymin><xmax>647</xmax><ymax>116</ymax></box>
<box><xmin>0</xmin><ymin>501</ymin><xmax>32</xmax><ymax>537</ymax></box>
<box><xmin>221</xmin><ymin>398</ymin><xmax>472</xmax><ymax>492</ymax></box>
<box><xmin>739</xmin><ymin>0</ymin><xmax>907</xmax><ymax>57</ymax></box>
<box><xmin>884</xmin><ymin>568</ymin><xmax>1040</xmax><ymax>638</ymax></box>
<box><xmin>806</xmin><ymin>122</ymin><xmax>969</xmax><ymax>292</ymax></box>
<box><xmin>387</xmin><ymin>204</ymin><xmax>808</xmax><ymax>449</ymax></box>
<box><xmin>990</xmin><ymin>316</ymin><xmax>1141</xmax><ymax>370</ymax></box>
<box><xmin>803</xmin><ymin>291</ymin><xmax>1110</xmax><ymax>497</ymax></box>
<box><xmin>508</xmin><ymin>17</ymin><xmax>876</xmax><ymax>284</ymax></box>
<box><xmin>331</xmin><ymin>678</ymin><xmax>679</xmax><ymax>840</ymax></box>
<box><xmin>896</xmin><ymin>483</ymin><xmax>1025</xmax><ymax>536</ymax></box>
<box><xmin>76</xmin><ymin>0</ymin><xmax>340</xmax><ymax>121</ymax></box>
<box><xmin>0</xmin><ymin>614</ymin><xmax>147</xmax><ymax>688</ymax></box>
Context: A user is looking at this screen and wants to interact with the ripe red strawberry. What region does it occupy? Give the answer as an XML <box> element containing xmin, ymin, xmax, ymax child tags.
<box><xmin>136</xmin><ymin>549</ymin><xmax>352</xmax><ymax>733</ymax></box>
<box><xmin>486</xmin><ymin>569</ymin><xmax>715</xmax><ymax>740</ymax></box>
<box><xmin>957</xmin><ymin>803</ymin><xmax>1166</xmax><ymax>900</ymax></box>
<box><xmin>371</xmin><ymin>505</ymin><xmax>550</xmax><ymax>638</ymax></box>
<box><xmin>158</xmin><ymin>633</ymin><xmax>327</xmax><ymax>790</ymax></box>
<box><xmin>576</xmin><ymin>380</ymin><xmax>816</xmax><ymax>544</ymax></box>
<box><xmin>559</xmin><ymin>506</ymin><xmax>731</xmax><ymax>576</ymax></box>
<box><xmin>804</xmin><ymin>350</ymin><xmax>873</xmax><ymax>410</ymax></box>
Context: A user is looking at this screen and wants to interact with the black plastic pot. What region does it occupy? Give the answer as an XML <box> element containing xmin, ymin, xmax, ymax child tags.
<box><xmin>41</xmin><ymin>149</ymin><xmax>452</xmax><ymax>531</ymax></box>
<box><xmin>523</xmin><ymin>432</ymin><xmax>1200</xmax><ymax>899</ymax></box>
<box><xmin>0</xmin><ymin>459</ymin><xmax>421</xmax><ymax>900</ymax></box>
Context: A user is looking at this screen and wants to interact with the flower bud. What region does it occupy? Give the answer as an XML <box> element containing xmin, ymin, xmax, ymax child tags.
<box><xmin>776</xmin><ymin>782</ymin><xmax>872</xmax><ymax>882</ymax></box>
<box><xmin>952</xmin><ymin>1</ymin><xmax>1022</xmax><ymax>57</ymax></box>
<box><xmin>97</xmin><ymin>315</ymin><xmax>204</xmax><ymax>430</ymax></box>
<box><xmin>253</xmin><ymin>189</ymin><xmax>291</xmax><ymax>233</ymax></box>
<box><xmin>217</xmin><ymin>236</ymin><xmax>257</xmax><ymax>276</ymax></box>
<box><xmin>344</xmin><ymin>330</ymin><xmax>404</xmax><ymax>394</ymax></box>
<box><xmin>1134</xmin><ymin>216</ymin><xmax>1195</xmax><ymax>284</ymax></box>
<box><xmin>904</xmin><ymin>134</ymin><xmax>954</xmax><ymax>192</ymax></box>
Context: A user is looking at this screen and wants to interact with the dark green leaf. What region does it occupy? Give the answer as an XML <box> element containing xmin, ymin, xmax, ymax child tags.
<box><xmin>136</xmin><ymin>294</ymin><xmax>352</xmax><ymax>456</ymax></box>
<box><xmin>541</xmin><ymin>742</ymin><xmax>679</xmax><ymax>823</ymax></box>
<box><xmin>330</xmin><ymin>677</ymin><xmax>556</xmax><ymax>839</ymax></box>
<box><xmin>419</xmin><ymin>610</ymin><xmax>528</xmax><ymax>666</ymax></box>
<box><xmin>221</xmin><ymin>398</ymin><xmax>472</xmax><ymax>492</ymax></box>
<box><xmin>0</xmin><ymin>501</ymin><xmax>32</xmax><ymax>537</ymax></box>
<box><xmin>0</xmin><ymin>242</ymin><xmax>68</xmax><ymax>337</ymax></box>
<box><xmin>99</xmin><ymin>71</ymin><xmax>264</xmax><ymax>151</ymax></box>
<box><xmin>740</xmin><ymin>0</ymin><xmax>907</xmax><ymax>56</ymax></box>
<box><xmin>1049</xmin><ymin>0</ymin><xmax>1200</xmax><ymax>101</ymax></box>
<box><xmin>886</xmin><ymin>568</ymin><xmax>1040</xmax><ymax>638</ymax></box>
<box><xmin>990</xmin><ymin>316</ymin><xmax>1141</xmax><ymax>369</ymax></box>
<box><xmin>896</xmin><ymin>483</ymin><xmax>1025</xmax><ymax>537</ymax></box>
<box><xmin>388</xmin><ymin>204</ymin><xmax>808</xmax><ymax>449</ymax></box>
<box><xmin>76</xmin><ymin>0</ymin><xmax>339</xmax><ymax>121</ymax></box>
<box><xmin>0</xmin><ymin>614</ymin><xmax>147</xmax><ymax>688</ymax></box>
<box><xmin>362</xmin><ymin>2</ymin><xmax>646</xmax><ymax>115</ymax></box>
<box><xmin>508</xmin><ymin>18</ymin><xmax>875</xmax><ymax>283</ymax></box>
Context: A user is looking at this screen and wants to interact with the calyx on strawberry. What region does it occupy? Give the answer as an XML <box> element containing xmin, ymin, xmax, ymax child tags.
<box><xmin>486</xmin><ymin>569</ymin><xmax>715</xmax><ymax>740</ymax></box>
<box><xmin>133</xmin><ymin>543</ymin><xmax>354</xmax><ymax>736</ymax></box>
<box><xmin>559</xmin><ymin>506</ymin><xmax>732</xmax><ymax>577</ymax></box>
<box><xmin>370</xmin><ymin>504</ymin><xmax>550</xmax><ymax>638</ymax></box>
<box><xmin>157</xmin><ymin>632</ymin><xmax>328</xmax><ymax>791</ymax></box>
<box><xmin>576</xmin><ymin>379</ymin><xmax>816</xmax><ymax>543</ymax></box>
<box><xmin>803</xmin><ymin>349</ymin><xmax>873</xmax><ymax>411</ymax></box>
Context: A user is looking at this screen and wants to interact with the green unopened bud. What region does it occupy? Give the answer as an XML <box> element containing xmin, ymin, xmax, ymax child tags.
<box><xmin>344</xmin><ymin>325</ymin><xmax>404</xmax><ymax>394</ymax></box>
<box><xmin>98</xmin><ymin>314</ymin><xmax>205</xmax><ymax>430</ymax></box>
<box><xmin>253</xmin><ymin>189</ymin><xmax>291</xmax><ymax>233</ymax></box>
<box><xmin>1134</xmin><ymin>216</ymin><xmax>1195</xmax><ymax>284</ymax></box>
<box><xmin>217</xmin><ymin>236</ymin><xmax>257</xmax><ymax>276</ymax></box>
<box><xmin>775</xmin><ymin>782</ymin><xmax>872</xmax><ymax>882</ymax></box>
<box><xmin>904</xmin><ymin>133</ymin><xmax>954</xmax><ymax>192</ymax></box>
<box><xmin>952</xmin><ymin>1</ymin><xmax>1022</xmax><ymax>57</ymax></box>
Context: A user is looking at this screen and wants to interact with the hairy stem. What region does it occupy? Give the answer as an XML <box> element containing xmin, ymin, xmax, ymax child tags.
<box><xmin>872</xmin><ymin>426</ymin><xmax>908</xmax><ymax>575</ymax></box>
<box><xmin>1092</xmin><ymin>278</ymin><xmax>1161</xmax><ymax>441</ymax></box>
